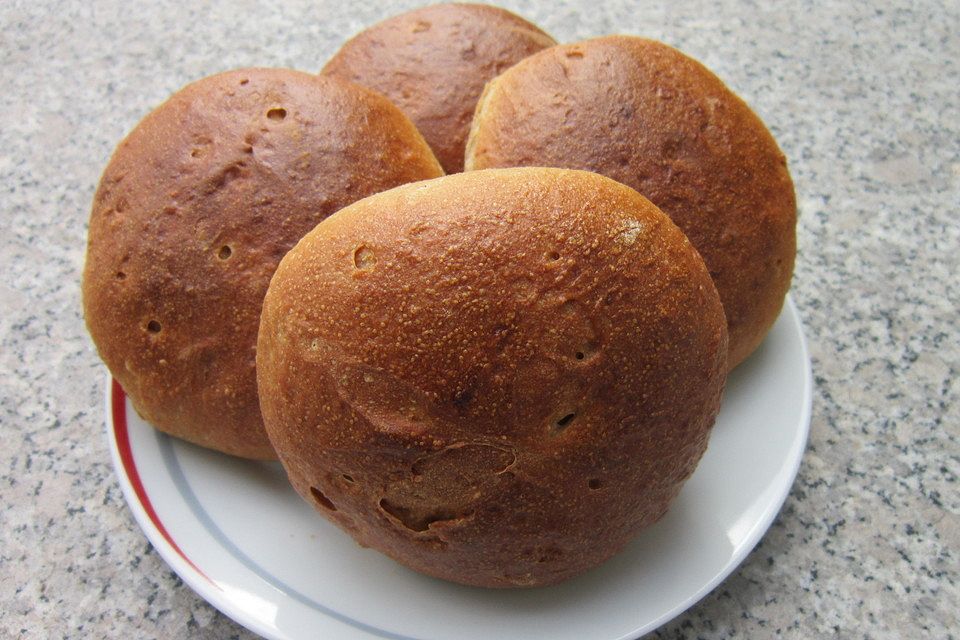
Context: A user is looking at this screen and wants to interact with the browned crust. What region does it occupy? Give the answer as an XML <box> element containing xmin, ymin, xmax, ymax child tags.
<box><xmin>257</xmin><ymin>167</ymin><xmax>727</xmax><ymax>586</ymax></box>
<box><xmin>82</xmin><ymin>68</ymin><xmax>443</xmax><ymax>459</ymax></box>
<box><xmin>466</xmin><ymin>36</ymin><xmax>797</xmax><ymax>368</ymax></box>
<box><xmin>322</xmin><ymin>3</ymin><xmax>556</xmax><ymax>173</ymax></box>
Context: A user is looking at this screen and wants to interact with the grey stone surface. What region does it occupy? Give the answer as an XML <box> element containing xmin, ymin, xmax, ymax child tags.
<box><xmin>1</xmin><ymin>0</ymin><xmax>957</xmax><ymax>638</ymax></box>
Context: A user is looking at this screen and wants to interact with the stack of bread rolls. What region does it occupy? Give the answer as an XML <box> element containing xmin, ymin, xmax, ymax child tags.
<box><xmin>83</xmin><ymin>3</ymin><xmax>795</xmax><ymax>587</ymax></box>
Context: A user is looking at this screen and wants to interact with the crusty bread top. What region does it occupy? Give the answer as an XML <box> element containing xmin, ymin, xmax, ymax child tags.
<box><xmin>82</xmin><ymin>68</ymin><xmax>442</xmax><ymax>459</ymax></box>
<box><xmin>257</xmin><ymin>167</ymin><xmax>728</xmax><ymax>586</ymax></box>
<box><xmin>466</xmin><ymin>36</ymin><xmax>796</xmax><ymax>368</ymax></box>
<box><xmin>322</xmin><ymin>3</ymin><xmax>555</xmax><ymax>173</ymax></box>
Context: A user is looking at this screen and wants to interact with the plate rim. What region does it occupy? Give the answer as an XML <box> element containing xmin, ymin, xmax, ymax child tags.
<box><xmin>105</xmin><ymin>295</ymin><xmax>813</xmax><ymax>640</ymax></box>
<box><xmin>622</xmin><ymin>295</ymin><xmax>813</xmax><ymax>637</ymax></box>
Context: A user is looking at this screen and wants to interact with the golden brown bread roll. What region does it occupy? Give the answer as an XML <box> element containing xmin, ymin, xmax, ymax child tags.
<box><xmin>466</xmin><ymin>36</ymin><xmax>796</xmax><ymax>369</ymax></box>
<box><xmin>83</xmin><ymin>68</ymin><xmax>443</xmax><ymax>459</ymax></box>
<box><xmin>322</xmin><ymin>3</ymin><xmax>555</xmax><ymax>173</ymax></box>
<box><xmin>257</xmin><ymin>167</ymin><xmax>728</xmax><ymax>586</ymax></box>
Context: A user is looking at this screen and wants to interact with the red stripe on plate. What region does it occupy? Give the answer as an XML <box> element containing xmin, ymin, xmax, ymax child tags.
<box><xmin>112</xmin><ymin>379</ymin><xmax>217</xmax><ymax>587</ymax></box>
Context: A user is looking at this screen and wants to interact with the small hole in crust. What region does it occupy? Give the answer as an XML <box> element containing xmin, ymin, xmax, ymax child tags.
<box><xmin>341</xmin><ymin>474</ymin><xmax>355</xmax><ymax>484</ymax></box>
<box><xmin>267</xmin><ymin>107</ymin><xmax>287</xmax><ymax>121</ymax></box>
<box><xmin>146</xmin><ymin>320</ymin><xmax>162</xmax><ymax>333</ymax></box>
<box><xmin>574</xmin><ymin>340</ymin><xmax>599</xmax><ymax>361</ymax></box>
<box><xmin>310</xmin><ymin>486</ymin><xmax>337</xmax><ymax>511</ymax></box>
<box><xmin>353</xmin><ymin>245</ymin><xmax>376</xmax><ymax>270</ymax></box>
<box><xmin>536</xmin><ymin>546</ymin><xmax>563</xmax><ymax>563</ymax></box>
<box><xmin>588</xmin><ymin>478</ymin><xmax>603</xmax><ymax>490</ymax></box>
<box><xmin>218</xmin><ymin>245</ymin><xmax>232</xmax><ymax>260</ymax></box>
<box><xmin>547</xmin><ymin>250</ymin><xmax>561</xmax><ymax>262</ymax></box>
<box><xmin>555</xmin><ymin>412</ymin><xmax>576</xmax><ymax>430</ymax></box>
<box><xmin>115</xmin><ymin>271</ymin><xmax>126</xmax><ymax>280</ymax></box>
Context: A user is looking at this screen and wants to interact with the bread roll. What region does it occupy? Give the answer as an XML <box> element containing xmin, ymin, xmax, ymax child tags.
<box><xmin>257</xmin><ymin>167</ymin><xmax>727</xmax><ymax>586</ymax></box>
<box><xmin>83</xmin><ymin>68</ymin><xmax>443</xmax><ymax>459</ymax></box>
<box><xmin>466</xmin><ymin>36</ymin><xmax>796</xmax><ymax>369</ymax></box>
<box><xmin>322</xmin><ymin>3</ymin><xmax>555</xmax><ymax>173</ymax></box>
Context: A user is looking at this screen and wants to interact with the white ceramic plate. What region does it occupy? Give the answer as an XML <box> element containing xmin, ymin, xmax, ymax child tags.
<box><xmin>106</xmin><ymin>297</ymin><xmax>812</xmax><ymax>640</ymax></box>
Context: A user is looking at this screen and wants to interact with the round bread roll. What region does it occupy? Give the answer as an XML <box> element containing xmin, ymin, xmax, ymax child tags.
<box><xmin>257</xmin><ymin>167</ymin><xmax>728</xmax><ymax>587</ymax></box>
<box><xmin>83</xmin><ymin>68</ymin><xmax>443</xmax><ymax>459</ymax></box>
<box><xmin>466</xmin><ymin>36</ymin><xmax>796</xmax><ymax>369</ymax></box>
<box><xmin>322</xmin><ymin>3</ymin><xmax>555</xmax><ymax>173</ymax></box>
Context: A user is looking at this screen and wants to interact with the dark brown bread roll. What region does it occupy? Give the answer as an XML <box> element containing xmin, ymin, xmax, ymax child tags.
<box><xmin>466</xmin><ymin>36</ymin><xmax>797</xmax><ymax>369</ymax></box>
<box><xmin>322</xmin><ymin>3</ymin><xmax>555</xmax><ymax>173</ymax></box>
<box><xmin>257</xmin><ymin>167</ymin><xmax>728</xmax><ymax>586</ymax></box>
<box><xmin>83</xmin><ymin>68</ymin><xmax>443</xmax><ymax>459</ymax></box>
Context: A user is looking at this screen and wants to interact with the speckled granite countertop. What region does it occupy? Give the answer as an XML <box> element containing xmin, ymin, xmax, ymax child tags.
<box><xmin>2</xmin><ymin>0</ymin><xmax>957</xmax><ymax>638</ymax></box>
